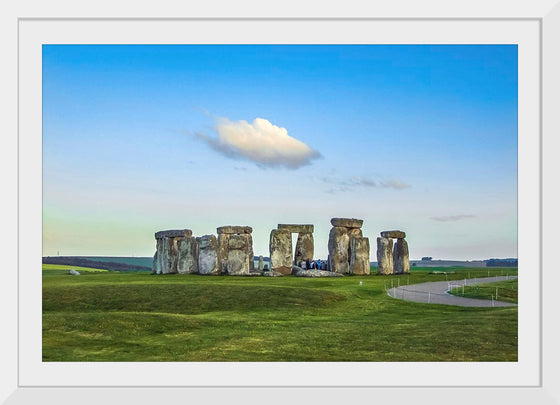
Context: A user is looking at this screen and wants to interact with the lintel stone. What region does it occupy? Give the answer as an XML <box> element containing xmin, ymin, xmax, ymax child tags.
<box><xmin>155</xmin><ymin>229</ymin><xmax>192</xmax><ymax>239</ymax></box>
<box><xmin>380</xmin><ymin>230</ymin><xmax>406</xmax><ymax>239</ymax></box>
<box><xmin>330</xmin><ymin>218</ymin><xmax>363</xmax><ymax>228</ymax></box>
<box><xmin>217</xmin><ymin>226</ymin><xmax>253</xmax><ymax>234</ymax></box>
<box><xmin>278</xmin><ymin>224</ymin><xmax>314</xmax><ymax>233</ymax></box>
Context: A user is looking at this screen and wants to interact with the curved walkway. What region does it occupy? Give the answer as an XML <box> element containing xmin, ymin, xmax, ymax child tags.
<box><xmin>387</xmin><ymin>275</ymin><xmax>518</xmax><ymax>307</ymax></box>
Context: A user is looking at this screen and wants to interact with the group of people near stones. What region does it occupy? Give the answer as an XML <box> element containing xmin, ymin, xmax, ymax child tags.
<box><xmin>296</xmin><ymin>259</ymin><xmax>328</xmax><ymax>270</ymax></box>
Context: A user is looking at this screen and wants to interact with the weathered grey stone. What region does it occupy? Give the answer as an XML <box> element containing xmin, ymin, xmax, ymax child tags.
<box><xmin>269</xmin><ymin>229</ymin><xmax>292</xmax><ymax>274</ymax></box>
<box><xmin>258</xmin><ymin>256</ymin><xmax>264</xmax><ymax>271</ymax></box>
<box><xmin>293</xmin><ymin>268</ymin><xmax>343</xmax><ymax>278</ymax></box>
<box><xmin>278</xmin><ymin>224</ymin><xmax>314</xmax><ymax>233</ymax></box>
<box><xmin>176</xmin><ymin>236</ymin><xmax>198</xmax><ymax>274</ymax></box>
<box><xmin>162</xmin><ymin>236</ymin><xmax>179</xmax><ymax>274</ymax></box>
<box><xmin>155</xmin><ymin>229</ymin><xmax>192</xmax><ymax>239</ymax></box>
<box><xmin>350</xmin><ymin>237</ymin><xmax>370</xmax><ymax>275</ymax></box>
<box><xmin>294</xmin><ymin>232</ymin><xmax>314</xmax><ymax>264</ymax></box>
<box><xmin>376</xmin><ymin>237</ymin><xmax>394</xmax><ymax>275</ymax></box>
<box><xmin>196</xmin><ymin>234</ymin><xmax>220</xmax><ymax>275</ymax></box>
<box><xmin>330</xmin><ymin>218</ymin><xmax>363</xmax><ymax>228</ymax></box>
<box><xmin>217</xmin><ymin>226</ymin><xmax>253</xmax><ymax>234</ymax></box>
<box><xmin>247</xmin><ymin>233</ymin><xmax>255</xmax><ymax>272</ymax></box>
<box><xmin>68</xmin><ymin>269</ymin><xmax>80</xmax><ymax>275</ymax></box>
<box><xmin>393</xmin><ymin>238</ymin><xmax>410</xmax><ymax>274</ymax></box>
<box><xmin>153</xmin><ymin>238</ymin><xmax>165</xmax><ymax>274</ymax></box>
<box><xmin>228</xmin><ymin>234</ymin><xmax>248</xmax><ymax>250</ymax></box>
<box><xmin>226</xmin><ymin>249</ymin><xmax>250</xmax><ymax>275</ymax></box>
<box><xmin>380</xmin><ymin>230</ymin><xmax>406</xmax><ymax>239</ymax></box>
<box><xmin>328</xmin><ymin>226</ymin><xmax>350</xmax><ymax>274</ymax></box>
<box><xmin>152</xmin><ymin>251</ymin><xmax>158</xmax><ymax>274</ymax></box>
<box><xmin>262</xmin><ymin>270</ymin><xmax>284</xmax><ymax>277</ymax></box>
<box><xmin>217</xmin><ymin>233</ymin><xmax>230</xmax><ymax>273</ymax></box>
<box><xmin>348</xmin><ymin>228</ymin><xmax>363</xmax><ymax>239</ymax></box>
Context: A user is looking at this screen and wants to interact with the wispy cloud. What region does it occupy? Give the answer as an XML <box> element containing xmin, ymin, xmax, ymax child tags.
<box><xmin>321</xmin><ymin>176</ymin><xmax>410</xmax><ymax>194</ymax></box>
<box><xmin>190</xmin><ymin>117</ymin><xmax>321</xmax><ymax>169</ymax></box>
<box><xmin>430</xmin><ymin>214</ymin><xmax>476</xmax><ymax>222</ymax></box>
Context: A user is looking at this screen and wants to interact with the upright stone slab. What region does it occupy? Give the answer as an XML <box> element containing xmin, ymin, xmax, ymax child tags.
<box><xmin>350</xmin><ymin>237</ymin><xmax>370</xmax><ymax>275</ymax></box>
<box><xmin>176</xmin><ymin>236</ymin><xmax>198</xmax><ymax>274</ymax></box>
<box><xmin>348</xmin><ymin>228</ymin><xmax>363</xmax><ymax>239</ymax></box>
<box><xmin>393</xmin><ymin>238</ymin><xmax>410</xmax><ymax>274</ymax></box>
<box><xmin>269</xmin><ymin>229</ymin><xmax>293</xmax><ymax>275</ymax></box>
<box><xmin>226</xmin><ymin>234</ymin><xmax>251</xmax><ymax>275</ymax></box>
<box><xmin>258</xmin><ymin>255</ymin><xmax>264</xmax><ymax>271</ymax></box>
<box><xmin>294</xmin><ymin>232</ymin><xmax>314</xmax><ymax>264</ymax></box>
<box><xmin>217</xmin><ymin>233</ymin><xmax>230</xmax><ymax>274</ymax></box>
<box><xmin>376</xmin><ymin>237</ymin><xmax>394</xmax><ymax>275</ymax></box>
<box><xmin>197</xmin><ymin>234</ymin><xmax>220</xmax><ymax>275</ymax></box>
<box><xmin>328</xmin><ymin>226</ymin><xmax>350</xmax><ymax>274</ymax></box>
<box><xmin>160</xmin><ymin>236</ymin><xmax>179</xmax><ymax>274</ymax></box>
<box><xmin>153</xmin><ymin>238</ymin><xmax>164</xmax><ymax>274</ymax></box>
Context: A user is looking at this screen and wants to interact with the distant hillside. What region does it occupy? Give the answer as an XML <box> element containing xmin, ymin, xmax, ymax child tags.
<box><xmin>42</xmin><ymin>256</ymin><xmax>152</xmax><ymax>272</ymax></box>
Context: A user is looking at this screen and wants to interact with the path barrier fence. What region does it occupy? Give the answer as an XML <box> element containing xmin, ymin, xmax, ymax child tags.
<box><xmin>385</xmin><ymin>275</ymin><xmax>518</xmax><ymax>307</ymax></box>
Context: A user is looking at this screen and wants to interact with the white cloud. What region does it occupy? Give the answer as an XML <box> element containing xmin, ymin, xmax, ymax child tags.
<box><xmin>430</xmin><ymin>214</ymin><xmax>476</xmax><ymax>222</ymax></box>
<box><xmin>192</xmin><ymin>117</ymin><xmax>321</xmax><ymax>169</ymax></box>
<box><xmin>380</xmin><ymin>178</ymin><xmax>410</xmax><ymax>190</ymax></box>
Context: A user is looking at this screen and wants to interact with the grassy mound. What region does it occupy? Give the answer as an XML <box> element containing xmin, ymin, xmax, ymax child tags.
<box><xmin>42</xmin><ymin>266</ymin><xmax>518</xmax><ymax>362</ymax></box>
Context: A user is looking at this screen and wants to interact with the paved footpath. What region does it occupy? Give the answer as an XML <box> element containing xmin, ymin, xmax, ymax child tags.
<box><xmin>387</xmin><ymin>275</ymin><xmax>518</xmax><ymax>307</ymax></box>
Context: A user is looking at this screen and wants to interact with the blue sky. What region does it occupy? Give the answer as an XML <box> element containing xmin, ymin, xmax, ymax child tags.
<box><xmin>42</xmin><ymin>44</ymin><xmax>518</xmax><ymax>260</ymax></box>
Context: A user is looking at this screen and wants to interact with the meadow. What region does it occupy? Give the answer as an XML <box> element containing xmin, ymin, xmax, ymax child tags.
<box><xmin>449</xmin><ymin>279</ymin><xmax>518</xmax><ymax>304</ymax></box>
<box><xmin>42</xmin><ymin>266</ymin><xmax>518</xmax><ymax>362</ymax></box>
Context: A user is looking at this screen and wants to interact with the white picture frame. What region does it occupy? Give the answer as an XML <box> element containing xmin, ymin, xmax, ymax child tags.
<box><xmin>3</xmin><ymin>0</ymin><xmax>559</xmax><ymax>403</ymax></box>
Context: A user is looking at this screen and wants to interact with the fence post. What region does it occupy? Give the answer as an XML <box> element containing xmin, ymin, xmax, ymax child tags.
<box><xmin>428</xmin><ymin>292</ymin><xmax>431</xmax><ymax>304</ymax></box>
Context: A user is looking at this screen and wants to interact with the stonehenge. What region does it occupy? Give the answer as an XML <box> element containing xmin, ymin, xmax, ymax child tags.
<box><xmin>376</xmin><ymin>230</ymin><xmax>410</xmax><ymax>275</ymax></box>
<box><xmin>153</xmin><ymin>229</ymin><xmax>197</xmax><ymax>274</ymax></box>
<box><xmin>153</xmin><ymin>226</ymin><xmax>254</xmax><ymax>275</ymax></box>
<box><xmin>152</xmin><ymin>222</ymin><xmax>409</xmax><ymax>278</ymax></box>
<box><xmin>218</xmin><ymin>226</ymin><xmax>254</xmax><ymax>275</ymax></box>
<box><xmin>327</xmin><ymin>218</ymin><xmax>370</xmax><ymax>275</ymax></box>
<box><xmin>269</xmin><ymin>224</ymin><xmax>314</xmax><ymax>274</ymax></box>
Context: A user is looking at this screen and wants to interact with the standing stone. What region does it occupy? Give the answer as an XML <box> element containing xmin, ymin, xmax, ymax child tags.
<box><xmin>393</xmin><ymin>238</ymin><xmax>410</xmax><ymax>274</ymax></box>
<box><xmin>328</xmin><ymin>226</ymin><xmax>350</xmax><ymax>274</ymax></box>
<box><xmin>153</xmin><ymin>238</ymin><xmax>164</xmax><ymax>274</ymax></box>
<box><xmin>294</xmin><ymin>232</ymin><xmax>314</xmax><ymax>264</ymax></box>
<box><xmin>247</xmin><ymin>233</ymin><xmax>255</xmax><ymax>272</ymax></box>
<box><xmin>269</xmin><ymin>229</ymin><xmax>293</xmax><ymax>275</ymax></box>
<box><xmin>217</xmin><ymin>233</ymin><xmax>230</xmax><ymax>274</ymax></box>
<box><xmin>227</xmin><ymin>249</ymin><xmax>249</xmax><ymax>275</ymax></box>
<box><xmin>226</xmin><ymin>234</ymin><xmax>252</xmax><ymax>275</ymax></box>
<box><xmin>168</xmin><ymin>237</ymin><xmax>184</xmax><ymax>274</ymax></box>
<box><xmin>258</xmin><ymin>256</ymin><xmax>264</xmax><ymax>271</ymax></box>
<box><xmin>350</xmin><ymin>237</ymin><xmax>370</xmax><ymax>275</ymax></box>
<box><xmin>176</xmin><ymin>236</ymin><xmax>198</xmax><ymax>274</ymax></box>
<box><xmin>376</xmin><ymin>237</ymin><xmax>394</xmax><ymax>275</ymax></box>
<box><xmin>197</xmin><ymin>235</ymin><xmax>220</xmax><ymax>275</ymax></box>
<box><xmin>348</xmin><ymin>228</ymin><xmax>363</xmax><ymax>239</ymax></box>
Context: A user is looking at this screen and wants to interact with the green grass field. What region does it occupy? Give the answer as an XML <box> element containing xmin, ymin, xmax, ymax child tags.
<box><xmin>42</xmin><ymin>266</ymin><xmax>518</xmax><ymax>362</ymax></box>
<box><xmin>42</xmin><ymin>263</ymin><xmax>110</xmax><ymax>275</ymax></box>
<box><xmin>449</xmin><ymin>279</ymin><xmax>518</xmax><ymax>304</ymax></box>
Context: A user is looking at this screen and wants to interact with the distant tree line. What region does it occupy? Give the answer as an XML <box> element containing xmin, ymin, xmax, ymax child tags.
<box><xmin>42</xmin><ymin>256</ymin><xmax>152</xmax><ymax>272</ymax></box>
<box><xmin>486</xmin><ymin>258</ymin><xmax>518</xmax><ymax>267</ymax></box>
